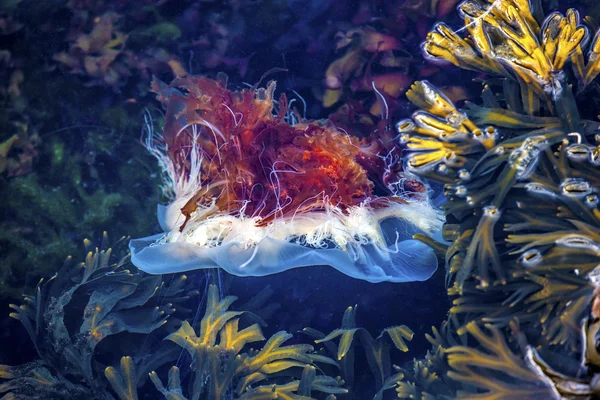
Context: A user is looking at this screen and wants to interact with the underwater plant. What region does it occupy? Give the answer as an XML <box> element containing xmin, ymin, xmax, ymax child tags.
<box><xmin>0</xmin><ymin>1</ymin><xmax>187</xmax><ymax>299</ymax></box>
<box><xmin>8</xmin><ymin>0</ymin><xmax>600</xmax><ymax>398</ymax></box>
<box><xmin>401</xmin><ymin>0</ymin><xmax>600</xmax><ymax>302</ymax></box>
<box><xmin>0</xmin><ymin>234</ymin><xmax>198</xmax><ymax>399</ymax></box>
<box><xmin>53</xmin><ymin>11</ymin><xmax>187</xmax><ymax>87</ymax></box>
<box><xmin>53</xmin><ymin>12</ymin><xmax>128</xmax><ymax>86</ymax></box>
<box><xmin>0</xmin><ymin>122</ymin><xmax>39</xmax><ymax>178</ymax></box>
<box><xmin>0</xmin><ymin>236</ymin><xmax>353</xmax><ymax>400</ymax></box>
<box><xmin>389</xmin><ymin>319</ymin><xmax>465</xmax><ymax>400</ymax></box>
<box><xmin>322</xmin><ymin>26</ymin><xmax>412</xmax><ymax>114</ymax></box>
<box><xmin>148</xmin><ymin>284</ymin><xmax>346</xmax><ymax>400</ymax></box>
<box><xmin>0</xmin><ymin>122</ymin><xmax>39</xmax><ymax>179</ymax></box>
<box><xmin>0</xmin><ymin>131</ymin><xmax>161</xmax><ymax>299</ymax></box>
<box><xmin>392</xmin><ymin>0</ymin><xmax>600</xmax><ymax>397</ymax></box>
<box><xmin>129</xmin><ymin>73</ymin><xmax>443</xmax><ymax>283</ymax></box>
<box><xmin>444</xmin><ymin>322</ymin><xmax>556</xmax><ymax>399</ymax></box>
<box><xmin>304</xmin><ymin>304</ymin><xmax>414</xmax><ymax>396</ymax></box>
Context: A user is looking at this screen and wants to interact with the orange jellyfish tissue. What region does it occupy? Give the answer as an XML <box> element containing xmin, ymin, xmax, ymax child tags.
<box><xmin>129</xmin><ymin>74</ymin><xmax>443</xmax><ymax>283</ymax></box>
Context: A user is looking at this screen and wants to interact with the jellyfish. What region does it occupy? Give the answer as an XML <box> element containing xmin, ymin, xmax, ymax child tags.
<box><xmin>129</xmin><ymin>74</ymin><xmax>443</xmax><ymax>283</ymax></box>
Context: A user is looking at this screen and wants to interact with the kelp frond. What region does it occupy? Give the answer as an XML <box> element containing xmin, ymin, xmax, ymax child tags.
<box><xmin>446</xmin><ymin>322</ymin><xmax>556</xmax><ymax>399</ymax></box>
<box><xmin>152</xmin><ymin>284</ymin><xmax>344</xmax><ymax>400</ymax></box>
<box><xmin>2</xmin><ymin>235</ymin><xmax>196</xmax><ymax>399</ymax></box>
<box><xmin>149</xmin><ymin>367</ymin><xmax>187</xmax><ymax>400</ymax></box>
<box><xmin>375</xmin><ymin>320</ymin><xmax>467</xmax><ymax>400</ymax></box>
<box><xmin>105</xmin><ymin>357</ymin><xmax>138</xmax><ymax>400</ymax></box>
<box><xmin>424</xmin><ymin>0</ymin><xmax>588</xmax><ymax>97</ymax></box>
<box><xmin>0</xmin><ymin>361</ymin><xmax>94</xmax><ymax>399</ymax></box>
<box><xmin>306</xmin><ymin>305</ymin><xmax>413</xmax><ymax>393</ymax></box>
<box><xmin>400</xmin><ymin>1</ymin><xmax>600</xmax><ymax>399</ymax></box>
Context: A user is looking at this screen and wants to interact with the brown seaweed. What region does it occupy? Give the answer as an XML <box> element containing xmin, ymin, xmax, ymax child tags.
<box><xmin>0</xmin><ymin>235</ymin><xmax>196</xmax><ymax>399</ymax></box>
<box><xmin>305</xmin><ymin>305</ymin><xmax>413</xmax><ymax>395</ymax></box>
<box><xmin>398</xmin><ymin>0</ymin><xmax>600</xmax><ymax>397</ymax></box>
<box><xmin>149</xmin><ymin>284</ymin><xmax>346</xmax><ymax>400</ymax></box>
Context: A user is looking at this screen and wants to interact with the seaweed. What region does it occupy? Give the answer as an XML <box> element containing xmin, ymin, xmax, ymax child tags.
<box><xmin>149</xmin><ymin>284</ymin><xmax>346</xmax><ymax>400</ymax></box>
<box><xmin>0</xmin><ymin>130</ymin><xmax>161</xmax><ymax>299</ymax></box>
<box><xmin>304</xmin><ymin>305</ymin><xmax>413</xmax><ymax>395</ymax></box>
<box><xmin>4</xmin><ymin>0</ymin><xmax>600</xmax><ymax>399</ymax></box>
<box><xmin>0</xmin><ymin>235</ymin><xmax>196</xmax><ymax>399</ymax></box>
<box><xmin>445</xmin><ymin>322</ymin><xmax>556</xmax><ymax>399</ymax></box>
<box><xmin>322</xmin><ymin>26</ymin><xmax>411</xmax><ymax>115</ymax></box>
<box><xmin>104</xmin><ymin>357</ymin><xmax>138</xmax><ymax>400</ymax></box>
<box><xmin>524</xmin><ymin>318</ymin><xmax>600</xmax><ymax>398</ymax></box>
<box><xmin>394</xmin><ymin>0</ymin><xmax>600</xmax><ymax>397</ymax></box>
<box><xmin>0</xmin><ymin>0</ymin><xmax>187</xmax><ymax>299</ymax></box>
<box><xmin>404</xmin><ymin>0</ymin><xmax>600</xmax><ymax>304</ymax></box>
<box><xmin>374</xmin><ymin>319</ymin><xmax>465</xmax><ymax>400</ymax></box>
<box><xmin>53</xmin><ymin>12</ymin><xmax>130</xmax><ymax>87</ymax></box>
<box><xmin>1</xmin><ymin>237</ymin><xmax>349</xmax><ymax>399</ymax></box>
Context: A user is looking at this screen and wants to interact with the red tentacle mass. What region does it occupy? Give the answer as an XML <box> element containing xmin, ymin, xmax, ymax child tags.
<box><xmin>151</xmin><ymin>75</ymin><xmax>423</xmax><ymax>230</ymax></box>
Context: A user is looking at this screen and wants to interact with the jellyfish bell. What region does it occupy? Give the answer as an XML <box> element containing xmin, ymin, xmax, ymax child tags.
<box><xmin>132</xmin><ymin>203</ymin><xmax>442</xmax><ymax>283</ymax></box>
<box><xmin>129</xmin><ymin>75</ymin><xmax>444</xmax><ymax>283</ymax></box>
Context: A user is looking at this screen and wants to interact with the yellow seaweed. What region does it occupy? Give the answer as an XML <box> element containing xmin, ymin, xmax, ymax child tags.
<box><xmin>310</xmin><ymin>305</ymin><xmax>413</xmax><ymax>392</ymax></box>
<box><xmin>425</xmin><ymin>0</ymin><xmax>589</xmax><ymax>97</ymax></box>
<box><xmin>401</xmin><ymin>1</ymin><xmax>600</xmax><ymax>398</ymax></box>
<box><xmin>446</xmin><ymin>322</ymin><xmax>555</xmax><ymax>399</ymax></box>
<box><xmin>154</xmin><ymin>285</ymin><xmax>342</xmax><ymax>400</ymax></box>
<box><xmin>104</xmin><ymin>357</ymin><xmax>138</xmax><ymax>400</ymax></box>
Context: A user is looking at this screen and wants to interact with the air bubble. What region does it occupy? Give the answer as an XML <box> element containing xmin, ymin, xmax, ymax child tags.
<box><xmin>519</xmin><ymin>249</ymin><xmax>543</xmax><ymax>267</ymax></box>
<box><xmin>565</xmin><ymin>143</ymin><xmax>590</xmax><ymax>160</ymax></box>
<box><xmin>560</xmin><ymin>178</ymin><xmax>591</xmax><ymax>198</ymax></box>
<box><xmin>586</xmin><ymin>194</ymin><xmax>599</xmax><ymax>207</ymax></box>
<box><xmin>556</xmin><ymin>234</ymin><xmax>600</xmax><ymax>252</ymax></box>
<box><xmin>483</xmin><ymin>205</ymin><xmax>501</xmax><ymax>219</ymax></box>
<box><xmin>458</xmin><ymin>169</ymin><xmax>471</xmax><ymax>180</ymax></box>
<box><xmin>396</xmin><ymin>120</ymin><xmax>414</xmax><ymax>133</ymax></box>
<box><xmin>454</xmin><ymin>185</ymin><xmax>467</xmax><ymax>197</ymax></box>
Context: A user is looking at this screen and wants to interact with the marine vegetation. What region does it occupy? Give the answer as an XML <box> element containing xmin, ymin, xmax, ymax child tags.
<box><xmin>304</xmin><ymin>304</ymin><xmax>415</xmax><ymax>397</ymax></box>
<box><xmin>0</xmin><ymin>0</ymin><xmax>180</xmax><ymax>299</ymax></box>
<box><xmin>148</xmin><ymin>284</ymin><xmax>346</xmax><ymax>400</ymax></box>
<box><xmin>321</xmin><ymin>0</ymin><xmax>475</xmax><ymax>155</ymax></box>
<box><xmin>6</xmin><ymin>0</ymin><xmax>600</xmax><ymax>398</ymax></box>
<box><xmin>53</xmin><ymin>12</ymin><xmax>131</xmax><ymax>87</ymax></box>
<box><xmin>129</xmin><ymin>74</ymin><xmax>444</xmax><ymax>283</ymax></box>
<box><xmin>53</xmin><ymin>10</ymin><xmax>187</xmax><ymax>87</ymax></box>
<box><xmin>0</xmin><ymin>236</ymin><xmax>379</xmax><ymax>400</ymax></box>
<box><xmin>389</xmin><ymin>0</ymin><xmax>600</xmax><ymax>397</ymax></box>
<box><xmin>0</xmin><ymin>130</ymin><xmax>160</xmax><ymax>299</ymax></box>
<box><xmin>0</xmin><ymin>234</ymin><xmax>198</xmax><ymax>399</ymax></box>
<box><xmin>322</xmin><ymin>26</ymin><xmax>412</xmax><ymax>115</ymax></box>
